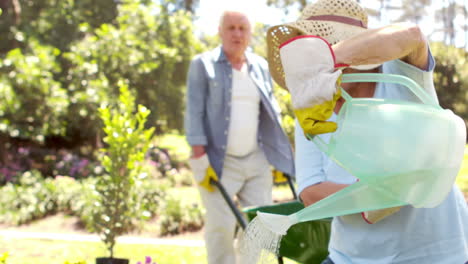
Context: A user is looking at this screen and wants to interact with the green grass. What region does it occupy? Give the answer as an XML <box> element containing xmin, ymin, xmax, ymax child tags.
<box><xmin>0</xmin><ymin>186</ymin><xmax>301</xmax><ymax>264</ymax></box>
<box><xmin>0</xmin><ymin>238</ymin><xmax>301</xmax><ymax>264</ymax></box>
<box><xmin>0</xmin><ymin>238</ymin><xmax>206</xmax><ymax>264</ymax></box>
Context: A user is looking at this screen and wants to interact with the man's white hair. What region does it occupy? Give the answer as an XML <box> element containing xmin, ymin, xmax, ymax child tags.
<box><xmin>218</xmin><ymin>6</ymin><xmax>255</xmax><ymax>27</ymax></box>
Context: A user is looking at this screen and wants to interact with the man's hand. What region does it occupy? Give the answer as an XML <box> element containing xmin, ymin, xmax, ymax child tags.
<box><xmin>272</xmin><ymin>169</ymin><xmax>288</xmax><ymax>184</ymax></box>
<box><xmin>188</xmin><ymin>152</ymin><xmax>218</xmax><ymax>192</ymax></box>
<box><xmin>199</xmin><ymin>166</ymin><xmax>218</xmax><ymax>192</ymax></box>
<box><xmin>191</xmin><ymin>145</ymin><xmax>206</xmax><ymax>158</ymax></box>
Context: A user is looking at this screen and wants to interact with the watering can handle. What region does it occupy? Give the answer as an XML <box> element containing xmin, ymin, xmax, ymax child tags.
<box><xmin>306</xmin><ymin>133</ymin><xmax>329</xmax><ymax>154</ymax></box>
<box><xmin>341</xmin><ymin>73</ymin><xmax>440</xmax><ymax>108</ymax></box>
<box><xmin>307</xmin><ymin>73</ymin><xmax>441</xmax><ymax>154</ymax></box>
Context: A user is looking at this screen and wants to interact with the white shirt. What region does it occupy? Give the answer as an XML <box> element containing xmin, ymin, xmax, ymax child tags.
<box><xmin>226</xmin><ymin>65</ymin><xmax>260</xmax><ymax>157</ymax></box>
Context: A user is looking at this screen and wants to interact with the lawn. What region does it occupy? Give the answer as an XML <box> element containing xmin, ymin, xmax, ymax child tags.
<box><xmin>0</xmin><ymin>238</ymin><xmax>206</xmax><ymax>264</ymax></box>
<box><xmin>0</xmin><ymin>184</ymin><xmax>300</xmax><ymax>264</ymax></box>
<box><xmin>0</xmin><ymin>237</ymin><xmax>300</xmax><ymax>264</ymax></box>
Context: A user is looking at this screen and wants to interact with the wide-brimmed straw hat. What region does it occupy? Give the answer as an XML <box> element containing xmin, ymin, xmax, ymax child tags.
<box><xmin>267</xmin><ymin>0</ymin><xmax>368</xmax><ymax>90</ymax></box>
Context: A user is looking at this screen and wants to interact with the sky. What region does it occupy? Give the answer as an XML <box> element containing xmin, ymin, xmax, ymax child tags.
<box><xmin>193</xmin><ymin>0</ymin><xmax>297</xmax><ymax>36</ymax></box>
<box><xmin>193</xmin><ymin>0</ymin><xmax>466</xmax><ymax>48</ymax></box>
<box><xmin>193</xmin><ymin>0</ymin><xmax>405</xmax><ymax>35</ymax></box>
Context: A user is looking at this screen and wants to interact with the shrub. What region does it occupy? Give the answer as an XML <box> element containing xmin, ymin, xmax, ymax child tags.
<box><xmin>91</xmin><ymin>83</ymin><xmax>154</xmax><ymax>258</ymax></box>
<box><xmin>157</xmin><ymin>193</ymin><xmax>203</xmax><ymax>236</ymax></box>
<box><xmin>0</xmin><ymin>170</ymin><xmax>56</xmax><ymax>225</ymax></box>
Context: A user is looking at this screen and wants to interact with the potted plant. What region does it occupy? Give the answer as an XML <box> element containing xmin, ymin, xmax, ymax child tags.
<box><xmin>93</xmin><ymin>83</ymin><xmax>154</xmax><ymax>264</ymax></box>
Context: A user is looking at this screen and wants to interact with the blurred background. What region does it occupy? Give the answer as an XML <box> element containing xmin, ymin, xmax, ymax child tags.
<box><xmin>0</xmin><ymin>0</ymin><xmax>467</xmax><ymax>263</ymax></box>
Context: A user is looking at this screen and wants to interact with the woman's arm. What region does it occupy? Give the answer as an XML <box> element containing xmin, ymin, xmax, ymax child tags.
<box><xmin>300</xmin><ymin>181</ymin><xmax>349</xmax><ymax>206</ymax></box>
<box><xmin>333</xmin><ymin>23</ymin><xmax>429</xmax><ymax>70</ymax></box>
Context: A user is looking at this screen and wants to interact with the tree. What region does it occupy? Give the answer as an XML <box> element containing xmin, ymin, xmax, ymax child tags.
<box><xmin>157</xmin><ymin>0</ymin><xmax>200</xmax><ymax>14</ymax></box>
<box><xmin>0</xmin><ymin>40</ymin><xmax>68</xmax><ymax>141</ymax></box>
<box><xmin>0</xmin><ymin>0</ymin><xmax>118</xmax><ymax>54</ymax></box>
<box><xmin>0</xmin><ymin>0</ymin><xmax>204</xmax><ymax>152</ymax></box>
<box><xmin>65</xmin><ymin>1</ymin><xmax>203</xmax><ymax>136</ymax></box>
<box><xmin>434</xmin><ymin>0</ymin><xmax>467</xmax><ymax>46</ymax></box>
<box><xmin>0</xmin><ymin>0</ymin><xmax>21</xmax><ymax>52</ymax></box>
<box><xmin>393</xmin><ymin>0</ymin><xmax>431</xmax><ymax>24</ymax></box>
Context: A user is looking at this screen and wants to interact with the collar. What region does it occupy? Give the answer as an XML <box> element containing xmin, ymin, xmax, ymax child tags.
<box><xmin>215</xmin><ymin>46</ymin><xmax>254</xmax><ymax>71</ymax></box>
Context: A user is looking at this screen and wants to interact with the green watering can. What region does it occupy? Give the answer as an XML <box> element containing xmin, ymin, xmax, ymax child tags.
<box><xmin>252</xmin><ymin>73</ymin><xmax>467</xmax><ymax>236</ymax></box>
<box><xmin>308</xmin><ymin>73</ymin><xmax>466</xmax><ymax>209</ymax></box>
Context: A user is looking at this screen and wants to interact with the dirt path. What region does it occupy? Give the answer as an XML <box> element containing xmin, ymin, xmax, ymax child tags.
<box><xmin>0</xmin><ymin>213</ymin><xmax>204</xmax><ymax>241</ymax></box>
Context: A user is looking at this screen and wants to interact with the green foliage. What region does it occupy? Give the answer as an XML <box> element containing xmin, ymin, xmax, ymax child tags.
<box><xmin>0</xmin><ymin>239</ymin><xmax>208</xmax><ymax>264</ymax></box>
<box><xmin>64</xmin><ymin>1</ymin><xmax>203</xmax><ymax>138</ymax></box>
<box><xmin>0</xmin><ymin>170</ymin><xmax>57</xmax><ymax>225</ymax></box>
<box><xmin>198</xmin><ymin>33</ymin><xmax>219</xmax><ymax>51</ymax></box>
<box><xmin>157</xmin><ymin>193</ymin><xmax>203</xmax><ymax>236</ymax></box>
<box><xmin>431</xmin><ymin>42</ymin><xmax>468</xmax><ymax>123</ymax></box>
<box><xmin>153</xmin><ymin>133</ymin><xmax>191</xmax><ymax>166</ymax></box>
<box><xmin>251</xmin><ymin>23</ymin><xmax>269</xmax><ymax>58</ymax></box>
<box><xmin>0</xmin><ymin>0</ymin><xmax>204</xmax><ymax>149</ymax></box>
<box><xmin>0</xmin><ymin>0</ymin><xmax>118</xmax><ymax>53</ymax></box>
<box><xmin>266</xmin><ymin>0</ymin><xmax>307</xmax><ymax>14</ymax></box>
<box><xmin>0</xmin><ymin>170</ymin><xmax>188</xmax><ymax>237</ymax></box>
<box><xmin>0</xmin><ymin>40</ymin><xmax>68</xmax><ymax>141</ymax></box>
<box><xmin>92</xmin><ymin>83</ymin><xmax>154</xmax><ymax>258</ymax></box>
<box><xmin>0</xmin><ymin>252</ymin><xmax>7</xmax><ymax>264</ymax></box>
<box><xmin>273</xmin><ymin>85</ymin><xmax>295</xmax><ymax>145</ymax></box>
<box><xmin>455</xmin><ymin>145</ymin><xmax>468</xmax><ymax>196</ymax></box>
<box><xmin>54</xmin><ymin>176</ymin><xmax>90</xmax><ymax>213</ymax></box>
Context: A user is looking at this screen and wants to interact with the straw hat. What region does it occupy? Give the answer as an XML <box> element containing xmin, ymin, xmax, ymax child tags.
<box><xmin>267</xmin><ymin>0</ymin><xmax>369</xmax><ymax>90</ymax></box>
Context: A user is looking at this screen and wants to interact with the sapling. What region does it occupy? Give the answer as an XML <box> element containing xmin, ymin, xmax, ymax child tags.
<box><xmin>93</xmin><ymin>83</ymin><xmax>154</xmax><ymax>259</ymax></box>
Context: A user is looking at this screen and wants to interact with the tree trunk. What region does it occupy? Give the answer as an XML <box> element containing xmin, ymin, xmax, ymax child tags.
<box><xmin>0</xmin><ymin>0</ymin><xmax>21</xmax><ymax>25</ymax></box>
<box><xmin>0</xmin><ymin>0</ymin><xmax>21</xmax><ymax>50</ymax></box>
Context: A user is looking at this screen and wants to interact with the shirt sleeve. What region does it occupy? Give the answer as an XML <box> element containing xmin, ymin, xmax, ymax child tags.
<box><xmin>380</xmin><ymin>47</ymin><xmax>438</xmax><ymax>103</ymax></box>
<box><xmin>294</xmin><ymin>119</ymin><xmax>327</xmax><ymax>195</ymax></box>
<box><xmin>184</xmin><ymin>57</ymin><xmax>208</xmax><ymax>146</ymax></box>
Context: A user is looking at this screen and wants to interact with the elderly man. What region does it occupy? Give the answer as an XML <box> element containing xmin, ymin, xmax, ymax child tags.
<box><xmin>184</xmin><ymin>9</ymin><xmax>294</xmax><ymax>264</ymax></box>
<box><xmin>266</xmin><ymin>0</ymin><xmax>468</xmax><ymax>263</ymax></box>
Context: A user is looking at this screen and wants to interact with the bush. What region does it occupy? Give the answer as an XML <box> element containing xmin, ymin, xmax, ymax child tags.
<box><xmin>157</xmin><ymin>193</ymin><xmax>203</xmax><ymax>236</ymax></box>
<box><xmin>0</xmin><ymin>170</ymin><xmax>56</xmax><ymax>225</ymax></box>
<box><xmin>0</xmin><ymin>144</ymin><xmax>103</xmax><ymax>185</ymax></box>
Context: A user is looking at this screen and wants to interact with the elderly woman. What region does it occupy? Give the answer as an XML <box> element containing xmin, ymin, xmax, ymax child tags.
<box><xmin>266</xmin><ymin>0</ymin><xmax>468</xmax><ymax>263</ymax></box>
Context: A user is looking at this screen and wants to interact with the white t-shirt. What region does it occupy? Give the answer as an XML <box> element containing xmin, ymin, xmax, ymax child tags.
<box><xmin>226</xmin><ymin>66</ymin><xmax>260</xmax><ymax>157</ymax></box>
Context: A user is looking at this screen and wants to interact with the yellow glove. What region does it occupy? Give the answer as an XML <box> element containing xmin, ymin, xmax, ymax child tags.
<box><xmin>272</xmin><ymin>169</ymin><xmax>288</xmax><ymax>184</ymax></box>
<box><xmin>199</xmin><ymin>166</ymin><xmax>219</xmax><ymax>192</ymax></box>
<box><xmin>294</xmin><ymin>88</ymin><xmax>341</xmax><ymax>135</ymax></box>
<box><xmin>279</xmin><ymin>36</ymin><xmax>344</xmax><ymax>135</ymax></box>
<box><xmin>188</xmin><ymin>154</ymin><xmax>218</xmax><ymax>192</ymax></box>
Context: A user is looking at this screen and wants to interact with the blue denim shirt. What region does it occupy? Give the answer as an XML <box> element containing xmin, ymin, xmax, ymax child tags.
<box><xmin>184</xmin><ymin>46</ymin><xmax>294</xmax><ymax>178</ymax></box>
